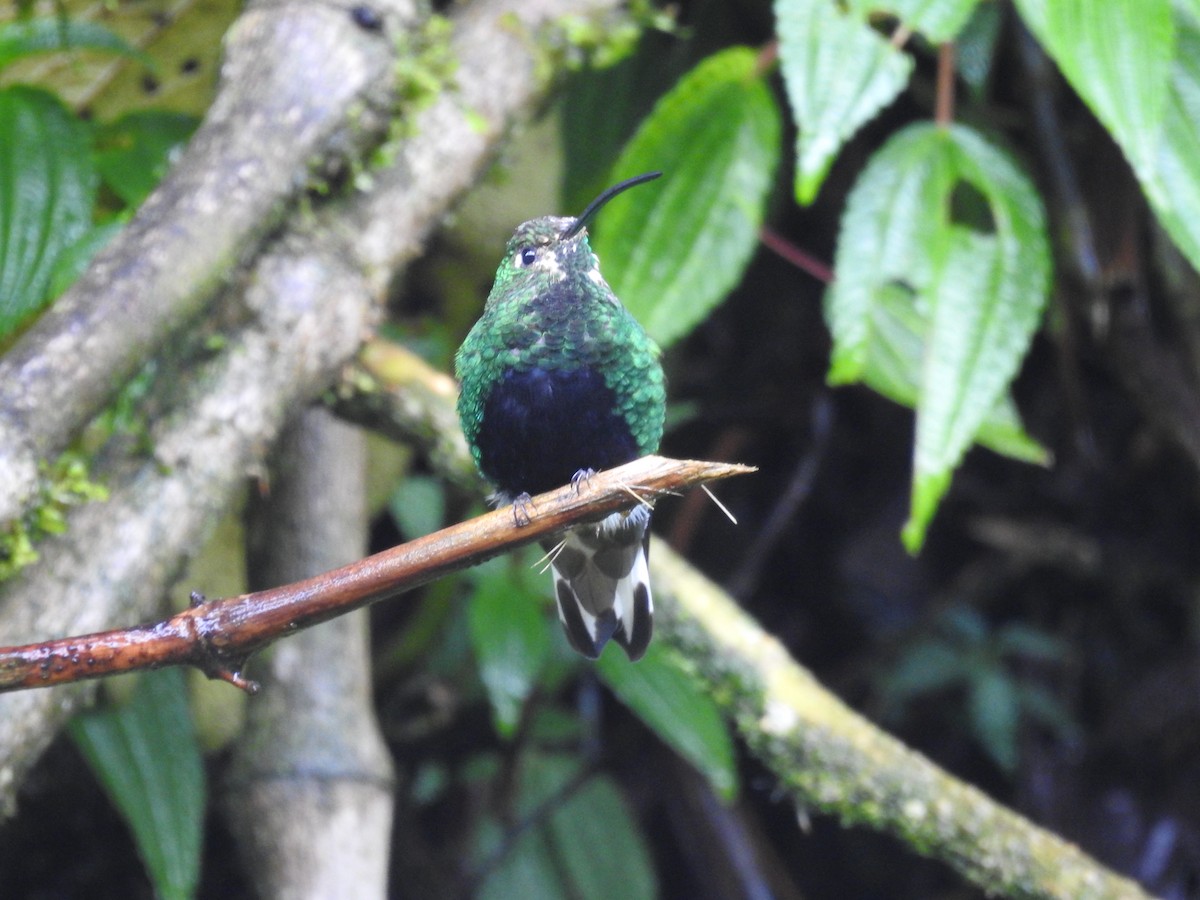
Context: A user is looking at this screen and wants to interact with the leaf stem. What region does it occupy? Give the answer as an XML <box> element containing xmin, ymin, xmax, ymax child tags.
<box><xmin>936</xmin><ymin>42</ymin><xmax>956</xmax><ymax>127</ymax></box>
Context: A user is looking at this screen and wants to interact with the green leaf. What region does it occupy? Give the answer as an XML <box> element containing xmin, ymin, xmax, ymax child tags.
<box><xmin>837</xmin><ymin>269</ymin><xmax>1046</xmax><ymax>465</ymax></box>
<box><xmin>70</xmin><ymin>670</ymin><xmax>206</xmax><ymax>900</ymax></box>
<box><xmin>1013</xmin><ymin>3</ymin><xmax>1200</xmax><ymax>280</ymax></box>
<box><xmin>591</xmin><ymin>46</ymin><xmax>780</xmax><ymax>349</ymax></box>
<box><xmin>967</xmin><ymin>668</ymin><xmax>1019</xmax><ymax>772</ymax></box>
<box><xmin>598</xmin><ymin>641</ymin><xmax>737</xmax><ymax>800</ymax></box>
<box><xmin>388</xmin><ymin>474</ymin><xmax>446</xmax><ymax>539</ymax></box>
<box><xmin>45</xmin><ymin>219</ymin><xmax>123</xmax><ymax>299</ymax></box>
<box><xmin>995</xmin><ymin>623</ymin><xmax>1070</xmax><ymax>662</ymax></box>
<box><xmin>1017</xmin><ymin>683</ymin><xmax>1082</xmax><ymax>743</ymax></box>
<box><xmin>879</xmin><ymin>638</ymin><xmax>967</xmax><ymax>711</ymax></box>
<box><xmin>95</xmin><ymin>110</ymin><xmax>199</xmax><ymax>207</ymax></box>
<box><xmin>955</xmin><ymin>1</ymin><xmax>1004</xmax><ymax>96</ymax></box>
<box><xmin>824</xmin><ymin>123</ymin><xmax>1051</xmax><ymax>552</ymax></box>
<box><xmin>559</xmin><ymin>37</ymin><xmax>677</xmax><ymax>214</ymax></box>
<box><xmin>1015</xmin><ymin>0</ymin><xmax>1174</xmax><ymax>205</ymax></box>
<box><xmin>1148</xmin><ymin>15</ymin><xmax>1200</xmax><ymax>269</ymax></box>
<box><xmin>0</xmin><ymin>85</ymin><xmax>96</xmax><ymax>337</ymax></box>
<box><xmin>468</xmin><ymin>562</ymin><xmax>552</xmax><ymax>737</ymax></box>
<box><xmin>476</xmin><ymin>756</ymin><xmax>657</xmax><ymax>900</ymax></box>
<box><xmin>546</xmin><ymin>773</ymin><xmax>658</xmax><ymax>900</ymax></box>
<box><xmin>776</xmin><ymin>0</ymin><xmax>912</xmax><ymax>204</ymax></box>
<box><xmin>0</xmin><ymin>17</ymin><xmax>154</xmax><ymax>70</ymax></box>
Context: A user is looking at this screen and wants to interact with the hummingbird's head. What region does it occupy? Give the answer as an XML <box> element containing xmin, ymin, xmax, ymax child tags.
<box><xmin>494</xmin><ymin>172</ymin><xmax>663</xmax><ymax>291</ymax></box>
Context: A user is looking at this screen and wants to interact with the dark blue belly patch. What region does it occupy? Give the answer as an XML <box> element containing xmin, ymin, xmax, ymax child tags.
<box><xmin>476</xmin><ymin>366</ymin><xmax>639</xmax><ymax>496</ymax></box>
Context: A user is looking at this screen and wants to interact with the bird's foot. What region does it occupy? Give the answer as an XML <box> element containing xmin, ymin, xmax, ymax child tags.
<box><xmin>511</xmin><ymin>492</ymin><xmax>535</xmax><ymax>527</ymax></box>
<box><xmin>570</xmin><ymin>468</ymin><xmax>597</xmax><ymax>495</ymax></box>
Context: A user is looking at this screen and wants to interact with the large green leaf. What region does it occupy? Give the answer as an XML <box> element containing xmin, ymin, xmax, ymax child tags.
<box><xmin>591</xmin><ymin>46</ymin><xmax>780</xmax><ymax>349</ymax></box>
<box><xmin>1151</xmin><ymin>15</ymin><xmax>1200</xmax><ymax>269</ymax></box>
<box><xmin>0</xmin><ymin>16</ymin><xmax>153</xmax><ymax>70</ymax></box>
<box><xmin>70</xmin><ymin>670</ymin><xmax>206</xmax><ymax>900</ymax></box>
<box><xmin>1015</xmin><ymin>0</ymin><xmax>1174</xmax><ymax>207</ymax></box>
<box><xmin>559</xmin><ymin>36</ymin><xmax>679</xmax><ymax>214</ymax></box>
<box><xmin>476</xmin><ymin>755</ymin><xmax>657</xmax><ymax>900</ymax></box>
<box><xmin>598</xmin><ymin>640</ymin><xmax>737</xmax><ymax>800</ymax></box>
<box><xmin>468</xmin><ymin>560</ymin><xmax>552</xmax><ymax>738</ymax></box>
<box><xmin>776</xmin><ymin>0</ymin><xmax>912</xmax><ymax>205</ymax></box>
<box><xmin>0</xmin><ymin>85</ymin><xmax>96</xmax><ymax>337</ymax></box>
<box><xmin>824</xmin><ymin>123</ymin><xmax>1050</xmax><ymax>551</ymax></box>
<box><xmin>851</xmin><ymin>277</ymin><xmax>1045</xmax><ymax>464</ymax></box>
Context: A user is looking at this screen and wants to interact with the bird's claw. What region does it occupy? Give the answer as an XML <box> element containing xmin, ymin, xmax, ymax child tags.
<box><xmin>570</xmin><ymin>468</ymin><xmax>597</xmax><ymax>495</ymax></box>
<box><xmin>512</xmin><ymin>492</ymin><xmax>534</xmax><ymax>527</ymax></box>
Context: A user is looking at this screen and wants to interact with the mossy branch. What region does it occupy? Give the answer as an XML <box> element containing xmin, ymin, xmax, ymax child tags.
<box><xmin>651</xmin><ymin>548</ymin><xmax>1152</xmax><ymax>900</ymax></box>
<box><xmin>338</xmin><ymin>339</ymin><xmax>1155</xmax><ymax>900</ymax></box>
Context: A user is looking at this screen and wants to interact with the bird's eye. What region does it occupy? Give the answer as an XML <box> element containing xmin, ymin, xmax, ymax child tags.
<box><xmin>517</xmin><ymin>247</ymin><xmax>537</xmax><ymax>267</ymax></box>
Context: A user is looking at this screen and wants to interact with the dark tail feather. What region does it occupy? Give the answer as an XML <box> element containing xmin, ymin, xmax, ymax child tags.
<box><xmin>547</xmin><ymin>509</ymin><xmax>653</xmax><ymax>661</ymax></box>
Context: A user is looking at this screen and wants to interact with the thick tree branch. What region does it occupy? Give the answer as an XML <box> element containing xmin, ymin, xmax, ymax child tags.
<box><xmin>0</xmin><ymin>241</ymin><xmax>371</xmax><ymax>814</ymax></box>
<box><xmin>0</xmin><ymin>457</ymin><xmax>749</xmax><ymax>694</ymax></box>
<box><xmin>0</xmin><ymin>0</ymin><xmax>626</xmax><ymax>814</ymax></box>
<box><xmin>224</xmin><ymin>408</ymin><xmax>395</xmax><ymax>898</ymax></box>
<box><xmin>0</xmin><ymin>0</ymin><xmax>417</xmax><ymax>521</ymax></box>
<box><xmin>650</xmin><ymin>549</ymin><xmax>1152</xmax><ymax>900</ymax></box>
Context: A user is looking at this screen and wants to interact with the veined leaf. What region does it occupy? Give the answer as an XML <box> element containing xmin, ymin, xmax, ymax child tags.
<box><xmin>0</xmin><ymin>17</ymin><xmax>153</xmax><ymax>70</ymax></box>
<box><xmin>1151</xmin><ymin>15</ymin><xmax>1200</xmax><ymax>270</ymax></box>
<box><xmin>1015</xmin><ymin>0</ymin><xmax>1174</xmax><ymax>206</ymax></box>
<box><xmin>0</xmin><ymin>85</ymin><xmax>96</xmax><ymax>337</ymax></box>
<box><xmin>475</xmin><ymin>755</ymin><xmax>657</xmax><ymax>900</ymax></box>
<box><xmin>45</xmin><ymin>219</ymin><xmax>124</xmax><ymax>300</ymax></box>
<box><xmin>776</xmin><ymin>0</ymin><xmax>912</xmax><ymax>204</ymax></box>
<box><xmin>824</xmin><ymin>123</ymin><xmax>1050</xmax><ymax>552</ymax></box>
<box><xmin>591</xmin><ymin>46</ymin><xmax>780</xmax><ymax>350</ymax></box>
<box><xmin>598</xmin><ymin>641</ymin><xmax>737</xmax><ymax>800</ymax></box>
<box><xmin>856</xmin><ymin>278</ymin><xmax>1045</xmax><ymax>463</ymax></box>
<box><xmin>955</xmin><ymin>2</ymin><xmax>1004</xmax><ymax>96</ymax></box>
<box><xmin>69</xmin><ymin>670</ymin><xmax>206</xmax><ymax>900</ymax></box>
<box><xmin>968</xmin><ymin>668</ymin><xmax>1020</xmax><ymax>772</ymax></box>
<box><xmin>468</xmin><ymin>561</ymin><xmax>552</xmax><ymax>738</ymax></box>
<box><xmin>545</xmin><ymin>771</ymin><xmax>657</xmax><ymax>900</ymax></box>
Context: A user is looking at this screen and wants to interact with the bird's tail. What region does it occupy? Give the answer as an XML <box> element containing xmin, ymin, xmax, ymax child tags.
<box><xmin>545</xmin><ymin>506</ymin><xmax>653</xmax><ymax>661</ymax></box>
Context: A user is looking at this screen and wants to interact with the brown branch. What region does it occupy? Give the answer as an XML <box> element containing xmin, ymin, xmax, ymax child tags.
<box><xmin>0</xmin><ymin>456</ymin><xmax>751</xmax><ymax>694</ymax></box>
<box><xmin>935</xmin><ymin>42</ymin><xmax>956</xmax><ymax>127</ymax></box>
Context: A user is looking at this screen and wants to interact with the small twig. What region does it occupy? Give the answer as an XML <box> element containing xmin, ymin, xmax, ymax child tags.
<box><xmin>758</xmin><ymin>227</ymin><xmax>833</xmax><ymax>284</ymax></box>
<box><xmin>935</xmin><ymin>42</ymin><xmax>956</xmax><ymax>127</ymax></box>
<box><xmin>0</xmin><ymin>456</ymin><xmax>753</xmax><ymax>694</ymax></box>
<box><xmin>889</xmin><ymin>22</ymin><xmax>913</xmax><ymax>50</ymax></box>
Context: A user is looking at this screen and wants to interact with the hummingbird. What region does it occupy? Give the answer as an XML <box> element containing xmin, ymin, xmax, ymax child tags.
<box><xmin>455</xmin><ymin>172</ymin><xmax>666</xmax><ymax>661</ymax></box>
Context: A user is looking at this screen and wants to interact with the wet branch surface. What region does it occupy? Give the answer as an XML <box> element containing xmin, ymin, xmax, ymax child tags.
<box><xmin>0</xmin><ymin>457</ymin><xmax>750</xmax><ymax>694</ymax></box>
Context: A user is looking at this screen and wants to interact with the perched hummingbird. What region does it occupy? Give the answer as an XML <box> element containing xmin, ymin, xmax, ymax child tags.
<box><xmin>455</xmin><ymin>172</ymin><xmax>666</xmax><ymax>661</ymax></box>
